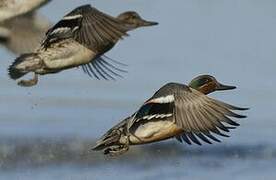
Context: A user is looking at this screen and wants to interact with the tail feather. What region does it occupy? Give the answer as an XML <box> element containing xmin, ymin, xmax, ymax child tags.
<box><xmin>8</xmin><ymin>53</ymin><xmax>39</xmax><ymax>80</ymax></box>
<box><xmin>92</xmin><ymin>117</ymin><xmax>130</xmax><ymax>151</ymax></box>
<box><xmin>92</xmin><ymin>131</ymin><xmax>121</xmax><ymax>151</ymax></box>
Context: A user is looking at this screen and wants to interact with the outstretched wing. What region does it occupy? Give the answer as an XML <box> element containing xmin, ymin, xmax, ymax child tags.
<box><xmin>173</xmin><ymin>87</ymin><xmax>248</xmax><ymax>145</ymax></box>
<box><xmin>42</xmin><ymin>4</ymin><xmax>128</xmax><ymax>51</ymax></box>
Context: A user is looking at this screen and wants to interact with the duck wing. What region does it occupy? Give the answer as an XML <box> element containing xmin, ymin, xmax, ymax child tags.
<box><xmin>42</xmin><ymin>4</ymin><xmax>128</xmax><ymax>51</ymax></box>
<box><xmin>173</xmin><ymin>86</ymin><xmax>248</xmax><ymax>145</ymax></box>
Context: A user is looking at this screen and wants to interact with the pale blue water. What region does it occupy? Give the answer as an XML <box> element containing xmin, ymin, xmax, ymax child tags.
<box><xmin>0</xmin><ymin>0</ymin><xmax>276</xmax><ymax>179</ymax></box>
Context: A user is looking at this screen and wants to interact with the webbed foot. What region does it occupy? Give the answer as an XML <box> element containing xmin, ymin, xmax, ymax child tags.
<box><xmin>104</xmin><ymin>144</ymin><xmax>129</xmax><ymax>156</ymax></box>
<box><xmin>17</xmin><ymin>73</ymin><xmax>38</xmax><ymax>87</ymax></box>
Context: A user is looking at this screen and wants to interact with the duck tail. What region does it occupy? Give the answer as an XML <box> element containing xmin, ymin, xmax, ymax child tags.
<box><xmin>92</xmin><ymin>129</ymin><xmax>122</xmax><ymax>151</ymax></box>
<box><xmin>8</xmin><ymin>53</ymin><xmax>41</xmax><ymax>80</ymax></box>
<box><xmin>92</xmin><ymin>117</ymin><xmax>130</xmax><ymax>151</ymax></box>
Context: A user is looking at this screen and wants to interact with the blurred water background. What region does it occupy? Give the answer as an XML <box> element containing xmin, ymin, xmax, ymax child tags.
<box><xmin>0</xmin><ymin>0</ymin><xmax>276</xmax><ymax>179</ymax></box>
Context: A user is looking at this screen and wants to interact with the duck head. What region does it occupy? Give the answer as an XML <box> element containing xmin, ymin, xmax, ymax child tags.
<box><xmin>188</xmin><ymin>75</ymin><xmax>236</xmax><ymax>95</ymax></box>
<box><xmin>117</xmin><ymin>11</ymin><xmax>158</xmax><ymax>30</ymax></box>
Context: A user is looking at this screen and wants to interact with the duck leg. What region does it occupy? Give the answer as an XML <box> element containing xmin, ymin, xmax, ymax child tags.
<box><xmin>104</xmin><ymin>144</ymin><xmax>129</xmax><ymax>156</ymax></box>
<box><xmin>17</xmin><ymin>73</ymin><xmax>38</xmax><ymax>87</ymax></box>
<box><xmin>104</xmin><ymin>136</ymin><xmax>130</xmax><ymax>156</ymax></box>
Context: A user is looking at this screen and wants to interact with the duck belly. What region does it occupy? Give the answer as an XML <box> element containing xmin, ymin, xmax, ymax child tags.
<box><xmin>129</xmin><ymin>120</ymin><xmax>183</xmax><ymax>145</ymax></box>
<box><xmin>0</xmin><ymin>8</ymin><xmax>13</xmax><ymax>22</ymax></box>
<box><xmin>41</xmin><ymin>40</ymin><xmax>96</xmax><ymax>71</ymax></box>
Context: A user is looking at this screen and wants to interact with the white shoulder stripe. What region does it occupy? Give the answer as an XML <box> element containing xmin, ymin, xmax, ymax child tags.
<box><xmin>51</xmin><ymin>27</ymin><xmax>71</xmax><ymax>35</ymax></box>
<box><xmin>62</xmin><ymin>14</ymin><xmax>83</xmax><ymax>20</ymax></box>
<box><xmin>150</xmin><ymin>95</ymin><xmax>175</xmax><ymax>104</ymax></box>
<box><xmin>142</xmin><ymin>113</ymin><xmax>173</xmax><ymax>120</ymax></box>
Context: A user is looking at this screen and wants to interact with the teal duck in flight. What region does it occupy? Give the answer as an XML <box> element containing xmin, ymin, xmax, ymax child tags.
<box><xmin>8</xmin><ymin>4</ymin><xmax>158</xmax><ymax>86</ymax></box>
<box><xmin>93</xmin><ymin>75</ymin><xmax>249</xmax><ymax>155</ymax></box>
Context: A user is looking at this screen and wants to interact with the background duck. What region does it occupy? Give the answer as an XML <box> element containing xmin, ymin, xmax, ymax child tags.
<box><xmin>0</xmin><ymin>0</ymin><xmax>51</xmax><ymax>22</ymax></box>
<box><xmin>0</xmin><ymin>0</ymin><xmax>52</xmax><ymax>54</ymax></box>
<box><xmin>8</xmin><ymin>4</ymin><xmax>158</xmax><ymax>87</ymax></box>
<box><xmin>0</xmin><ymin>12</ymin><xmax>51</xmax><ymax>54</ymax></box>
<box><xmin>93</xmin><ymin>75</ymin><xmax>249</xmax><ymax>155</ymax></box>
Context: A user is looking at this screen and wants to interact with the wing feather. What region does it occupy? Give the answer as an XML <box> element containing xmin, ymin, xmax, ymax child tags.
<box><xmin>74</xmin><ymin>5</ymin><xmax>128</xmax><ymax>51</ymax></box>
<box><xmin>174</xmin><ymin>88</ymin><xmax>247</xmax><ymax>144</ymax></box>
<box><xmin>174</xmin><ymin>88</ymin><xmax>245</xmax><ymax>132</ymax></box>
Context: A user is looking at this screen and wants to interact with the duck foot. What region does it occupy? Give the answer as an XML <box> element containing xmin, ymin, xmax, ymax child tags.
<box><xmin>104</xmin><ymin>144</ymin><xmax>129</xmax><ymax>156</ymax></box>
<box><xmin>17</xmin><ymin>73</ymin><xmax>38</xmax><ymax>87</ymax></box>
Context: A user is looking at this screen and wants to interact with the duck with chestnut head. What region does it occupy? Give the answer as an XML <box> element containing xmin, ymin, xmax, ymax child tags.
<box><xmin>93</xmin><ymin>75</ymin><xmax>248</xmax><ymax>155</ymax></box>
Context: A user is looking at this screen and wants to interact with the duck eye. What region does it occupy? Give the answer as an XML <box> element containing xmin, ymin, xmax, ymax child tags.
<box><xmin>198</xmin><ymin>78</ymin><xmax>211</xmax><ymax>86</ymax></box>
<box><xmin>131</xmin><ymin>13</ymin><xmax>140</xmax><ymax>19</ymax></box>
<box><xmin>127</xmin><ymin>15</ymin><xmax>134</xmax><ymax>20</ymax></box>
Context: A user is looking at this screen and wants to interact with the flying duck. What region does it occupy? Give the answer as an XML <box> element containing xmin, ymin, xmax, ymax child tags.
<box><xmin>8</xmin><ymin>4</ymin><xmax>158</xmax><ymax>86</ymax></box>
<box><xmin>93</xmin><ymin>75</ymin><xmax>249</xmax><ymax>155</ymax></box>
